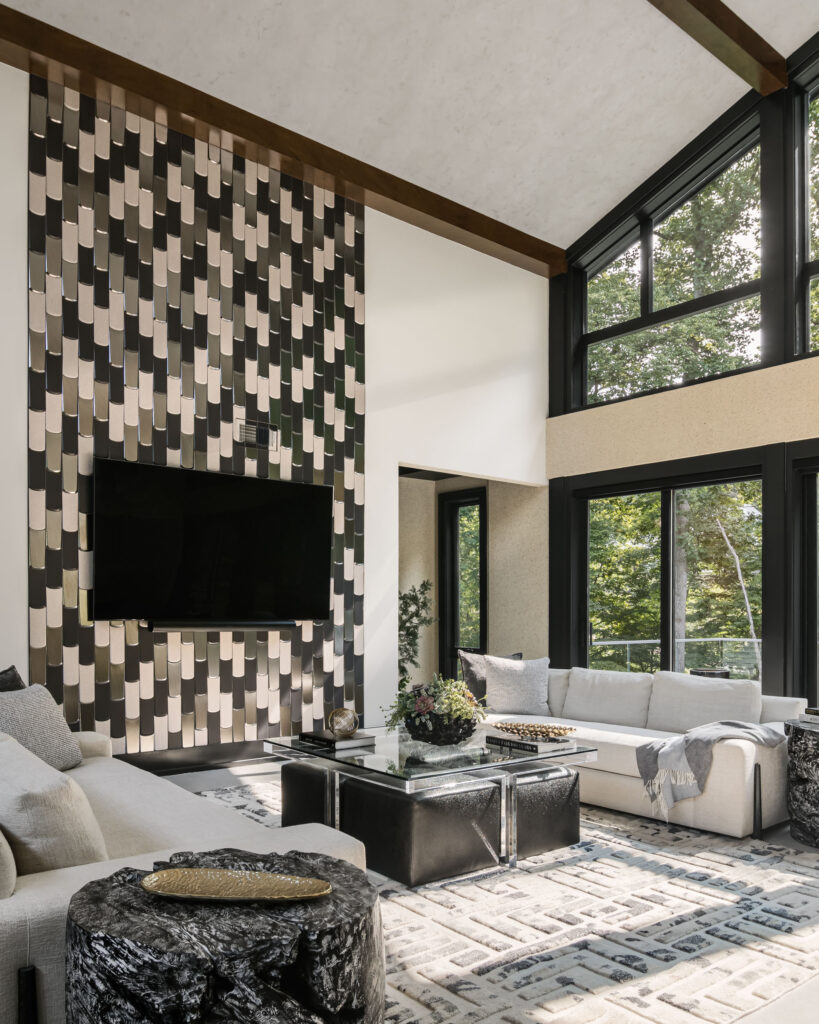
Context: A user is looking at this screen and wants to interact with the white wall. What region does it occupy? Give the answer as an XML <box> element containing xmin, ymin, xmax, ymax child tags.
<box><xmin>365</xmin><ymin>209</ymin><xmax>548</xmax><ymax>721</ymax></box>
<box><xmin>0</xmin><ymin>64</ymin><xmax>30</xmax><ymax>680</ymax></box>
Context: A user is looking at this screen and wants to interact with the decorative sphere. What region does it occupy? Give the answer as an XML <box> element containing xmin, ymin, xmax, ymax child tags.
<box><xmin>328</xmin><ymin>707</ymin><xmax>359</xmax><ymax>738</ymax></box>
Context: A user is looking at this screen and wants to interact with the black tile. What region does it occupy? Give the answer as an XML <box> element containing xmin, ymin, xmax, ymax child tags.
<box><xmin>110</xmin><ymin>140</ymin><xmax>124</xmax><ymax>183</ymax></box>
<box><xmin>94</xmin><ymin>154</ymin><xmax>110</xmax><ymax>196</ymax></box>
<box><xmin>79</xmin><ymin>625</ymin><xmax>95</xmax><ymax>666</ymax></box>
<box><xmin>45</xmin><ymin>350</ymin><xmax>62</xmax><ymax>394</ymax></box>
<box><xmin>62</xmin><ymin>297</ymin><xmax>79</xmax><ymax>340</ymax></box>
<box><xmin>29</xmin><ymin>371</ymin><xmax>46</xmax><ymax>414</ymax></box>
<box><xmin>45</xmin><ymin>196</ymin><xmax>61</xmax><ymax>238</ymax></box>
<box><xmin>139</xmin><ymin>698</ymin><xmax>154</xmax><ymax>735</ymax></box>
<box><xmin>29</xmin><ymin>211</ymin><xmax>46</xmax><ymax>254</ymax></box>
<box><xmin>46</xmin><ymin>666</ymin><xmax>63</xmax><ymax>707</ymax></box>
<box><xmin>29</xmin><ymin>131</ymin><xmax>46</xmax><ymax>176</ymax></box>
<box><xmin>138</xmin><ymin>260</ymin><xmax>153</xmax><ymax>300</ymax></box>
<box><xmin>78</xmin><ymin>244</ymin><xmax>94</xmax><ymax>285</ymax></box>
<box><xmin>124</xmin><ymin>129</ymin><xmax>139</xmax><ymax>169</ymax></box>
<box><xmin>94</xmin><ymin>267</ymin><xmax>109</xmax><ymax>309</ymax></box>
<box><xmin>94</xmin><ymin>682</ymin><xmax>110</xmax><ymax>722</ymax></box>
<box><xmin>78</xmin><ymin>93</ymin><xmax>95</xmax><ymax>134</ymax></box>
<box><xmin>46</xmin><ymin>116</ymin><xmax>63</xmax><ymax>161</ymax></box>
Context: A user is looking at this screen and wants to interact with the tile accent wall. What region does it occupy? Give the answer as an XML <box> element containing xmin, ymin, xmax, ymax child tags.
<box><xmin>26</xmin><ymin>76</ymin><xmax>365</xmax><ymax>754</ymax></box>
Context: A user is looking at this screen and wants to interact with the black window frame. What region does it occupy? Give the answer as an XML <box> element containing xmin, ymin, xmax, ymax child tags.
<box><xmin>549</xmin><ymin>446</ymin><xmax>791</xmax><ymax>697</ymax></box>
<box><xmin>438</xmin><ymin>487</ymin><xmax>487</xmax><ymax>679</ymax></box>
<box><xmin>550</xmin><ymin>30</ymin><xmax>819</xmax><ymax>416</ymax></box>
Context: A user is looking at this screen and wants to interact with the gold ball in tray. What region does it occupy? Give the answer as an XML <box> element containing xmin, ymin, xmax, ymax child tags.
<box><xmin>493</xmin><ymin>722</ymin><xmax>575</xmax><ymax>741</ymax></box>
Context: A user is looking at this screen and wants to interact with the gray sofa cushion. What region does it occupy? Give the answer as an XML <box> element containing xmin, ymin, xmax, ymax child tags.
<box><xmin>0</xmin><ymin>830</ymin><xmax>15</xmax><ymax>899</ymax></box>
<box><xmin>484</xmin><ymin>655</ymin><xmax>550</xmax><ymax>715</ymax></box>
<box><xmin>459</xmin><ymin>650</ymin><xmax>521</xmax><ymax>702</ymax></box>
<box><xmin>563</xmin><ymin>667</ymin><xmax>654</xmax><ymax>728</ymax></box>
<box><xmin>0</xmin><ymin>734</ymin><xmax>108</xmax><ymax>874</ymax></box>
<box><xmin>0</xmin><ymin>684</ymin><xmax>82</xmax><ymax>770</ymax></box>
<box><xmin>647</xmin><ymin>671</ymin><xmax>762</xmax><ymax>732</ymax></box>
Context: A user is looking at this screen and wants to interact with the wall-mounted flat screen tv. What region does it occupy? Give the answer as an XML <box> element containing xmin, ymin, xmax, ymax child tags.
<box><xmin>91</xmin><ymin>458</ymin><xmax>334</xmax><ymax>628</ymax></box>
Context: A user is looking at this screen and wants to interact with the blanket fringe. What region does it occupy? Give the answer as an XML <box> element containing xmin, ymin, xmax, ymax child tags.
<box><xmin>643</xmin><ymin>768</ymin><xmax>697</xmax><ymax>821</ymax></box>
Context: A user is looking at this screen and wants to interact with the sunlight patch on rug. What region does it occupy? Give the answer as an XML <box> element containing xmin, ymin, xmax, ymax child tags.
<box><xmin>198</xmin><ymin>778</ymin><xmax>819</xmax><ymax>1024</ymax></box>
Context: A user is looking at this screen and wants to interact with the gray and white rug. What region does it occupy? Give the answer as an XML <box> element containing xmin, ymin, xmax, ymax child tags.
<box><xmin>198</xmin><ymin>778</ymin><xmax>819</xmax><ymax>1024</ymax></box>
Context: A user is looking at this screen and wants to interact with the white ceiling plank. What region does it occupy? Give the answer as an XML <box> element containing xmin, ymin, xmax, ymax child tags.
<box><xmin>6</xmin><ymin>0</ymin><xmax>819</xmax><ymax>247</ymax></box>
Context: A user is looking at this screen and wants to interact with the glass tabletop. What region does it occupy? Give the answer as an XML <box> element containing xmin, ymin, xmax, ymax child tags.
<box><xmin>266</xmin><ymin>726</ymin><xmax>597</xmax><ymax>782</ymax></box>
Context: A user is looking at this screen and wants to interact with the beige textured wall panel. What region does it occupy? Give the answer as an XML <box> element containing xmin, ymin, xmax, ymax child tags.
<box><xmin>398</xmin><ymin>477</ymin><xmax>437</xmax><ymax>686</ymax></box>
<box><xmin>547</xmin><ymin>360</ymin><xmax>819</xmax><ymax>478</ymax></box>
<box><xmin>487</xmin><ymin>481</ymin><xmax>549</xmax><ymax>660</ymax></box>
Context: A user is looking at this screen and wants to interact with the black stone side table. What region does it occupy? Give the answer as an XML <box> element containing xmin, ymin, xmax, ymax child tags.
<box><xmin>66</xmin><ymin>848</ymin><xmax>385</xmax><ymax>1024</ymax></box>
<box><xmin>786</xmin><ymin>719</ymin><xmax>819</xmax><ymax>847</ymax></box>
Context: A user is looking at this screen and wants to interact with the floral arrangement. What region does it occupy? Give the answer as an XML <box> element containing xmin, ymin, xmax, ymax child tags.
<box><xmin>384</xmin><ymin>674</ymin><xmax>487</xmax><ymax>733</ymax></box>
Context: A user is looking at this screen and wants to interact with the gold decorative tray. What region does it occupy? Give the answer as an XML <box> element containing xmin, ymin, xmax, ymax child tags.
<box><xmin>140</xmin><ymin>867</ymin><xmax>332</xmax><ymax>903</ymax></box>
<box><xmin>492</xmin><ymin>722</ymin><xmax>576</xmax><ymax>741</ymax></box>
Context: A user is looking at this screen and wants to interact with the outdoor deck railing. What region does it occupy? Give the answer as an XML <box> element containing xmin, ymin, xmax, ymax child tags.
<box><xmin>590</xmin><ymin>636</ymin><xmax>762</xmax><ymax>675</ymax></box>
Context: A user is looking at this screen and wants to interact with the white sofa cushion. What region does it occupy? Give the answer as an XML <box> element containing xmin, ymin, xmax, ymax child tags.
<box><xmin>484</xmin><ymin>655</ymin><xmax>550</xmax><ymax>715</ymax></box>
<box><xmin>0</xmin><ymin>734</ymin><xmax>108</xmax><ymax>874</ymax></box>
<box><xmin>563</xmin><ymin>667</ymin><xmax>654</xmax><ymax>727</ymax></box>
<box><xmin>485</xmin><ymin>713</ymin><xmax>676</xmax><ymax>778</ymax></box>
<box><xmin>760</xmin><ymin>694</ymin><xmax>807</xmax><ymax>723</ymax></box>
<box><xmin>546</xmin><ymin>668</ymin><xmax>570</xmax><ymax>718</ymax></box>
<box><xmin>646</xmin><ymin>671</ymin><xmax>762</xmax><ymax>732</ymax></box>
<box><xmin>0</xmin><ymin>684</ymin><xmax>82</xmax><ymax>770</ymax></box>
<box><xmin>0</xmin><ymin>831</ymin><xmax>15</xmax><ymax>899</ymax></box>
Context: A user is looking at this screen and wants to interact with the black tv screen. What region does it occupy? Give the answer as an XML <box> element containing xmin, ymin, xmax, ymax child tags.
<box><xmin>91</xmin><ymin>459</ymin><xmax>334</xmax><ymax>627</ymax></box>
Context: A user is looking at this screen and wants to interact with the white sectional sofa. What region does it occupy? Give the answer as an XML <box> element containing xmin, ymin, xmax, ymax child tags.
<box><xmin>0</xmin><ymin>733</ymin><xmax>365</xmax><ymax>1024</ymax></box>
<box><xmin>486</xmin><ymin>667</ymin><xmax>806</xmax><ymax>839</ymax></box>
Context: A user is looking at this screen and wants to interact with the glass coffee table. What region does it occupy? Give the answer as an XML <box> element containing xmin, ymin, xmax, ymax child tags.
<box><xmin>264</xmin><ymin>727</ymin><xmax>597</xmax><ymax>882</ymax></box>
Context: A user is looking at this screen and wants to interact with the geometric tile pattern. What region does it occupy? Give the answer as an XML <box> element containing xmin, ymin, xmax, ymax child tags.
<box><xmin>202</xmin><ymin>780</ymin><xmax>819</xmax><ymax>1024</ymax></box>
<box><xmin>27</xmin><ymin>75</ymin><xmax>364</xmax><ymax>755</ymax></box>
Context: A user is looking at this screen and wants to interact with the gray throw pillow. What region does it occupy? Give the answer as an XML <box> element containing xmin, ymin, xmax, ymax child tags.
<box><xmin>0</xmin><ymin>733</ymin><xmax>108</xmax><ymax>874</ymax></box>
<box><xmin>459</xmin><ymin>651</ymin><xmax>522</xmax><ymax>702</ymax></box>
<box><xmin>0</xmin><ymin>665</ymin><xmax>25</xmax><ymax>692</ymax></box>
<box><xmin>0</xmin><ymin>830</ymin><xmax>15</xmax><ymax>899</ymax></box>
<box><xmin>484</xmin><ymin>655</ymin><xmax>551</xmax><ymax>715</ymax></box>
<box><xmin>0</xmin><ymin>684</ymin><xmax>82</xmax><ymax>770</ymax></box>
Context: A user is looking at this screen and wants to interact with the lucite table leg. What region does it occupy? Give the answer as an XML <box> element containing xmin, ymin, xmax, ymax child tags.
<box><xmin>324</xmin><ymin>767</ymin><xmax>341</xmax><ymax>828</ymax></box>
<box><xmin>506</xmin><ymin>772</ymin><xmax>518</xmax><ymax>867</ymax></box>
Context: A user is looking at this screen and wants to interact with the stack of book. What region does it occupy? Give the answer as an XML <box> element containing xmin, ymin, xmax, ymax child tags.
<box><xmin>484</xmin><ymin>729</ymin><xmax>575</xmax><ymax>754</ymax></box>
<box><xmin>798</xmin><ymin>707</ymin><xmax>819</xmax><ymax>725</ymax></box>
<box><xmin>298</xmin><ymin>730</ymin><xmax>377</xmax><ymax>751</ymax></box>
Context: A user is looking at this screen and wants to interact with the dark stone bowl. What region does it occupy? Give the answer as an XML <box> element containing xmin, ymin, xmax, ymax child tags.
<box><xmin>404</xmin><ymin>714</ymin><xmax>477</xmax><ymax>746</ymax></box>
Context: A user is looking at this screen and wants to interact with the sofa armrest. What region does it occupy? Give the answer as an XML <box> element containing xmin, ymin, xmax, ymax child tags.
<box><xmin>760</xmin><ymin>694</ymin><xmax>807</xmax><ymax>724</ymax></box>
<box><xmin>75</xmin><ymin>732</ymin><xmax>113</xmax><ymax>759</ymax></box>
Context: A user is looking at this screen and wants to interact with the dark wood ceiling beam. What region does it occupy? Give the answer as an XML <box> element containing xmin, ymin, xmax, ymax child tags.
<box><xmin>647</xmin><ymin>0</ymin><xmax>788</xmax><ymax>95</ymax></box>
<box><xmin>0</xmin><ymin>4</ymin><xmax>565</xmax><ymax>276</ymax></box>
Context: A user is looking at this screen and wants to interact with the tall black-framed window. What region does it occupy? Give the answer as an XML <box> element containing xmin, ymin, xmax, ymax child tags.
<box><xmin>787</xmin><ymin>439</ymin><xmax>819</xmax><ymax>707</ymax></box>
<box><xmin>584</xmin><ymin>139</ymin><xmax>762</xmax><ymax>406</ymax></box>
<box><xmin>549</xmin><ymin>446</ymin><xmax>790</xmax><ymax>696</ymax></box>
<box><xmin>549</xmin><ymin>31</ymin><xmax>819</xmax><ymax>417</ymax></box>
<box><xmin>438</xmin><ymin>488</ymin><xmax>487</xmax><ymax>679</ymax></box>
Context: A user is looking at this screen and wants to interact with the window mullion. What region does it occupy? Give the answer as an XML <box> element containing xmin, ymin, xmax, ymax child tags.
<box><xmin>640</xmin><ymin>219</ymin><xmax>653</xmax><ymax>317</ymax></box>
<box><xmin>660</xmin><ymin>488</ymin><xmax>674</xmax><ymax>673</ymax></box>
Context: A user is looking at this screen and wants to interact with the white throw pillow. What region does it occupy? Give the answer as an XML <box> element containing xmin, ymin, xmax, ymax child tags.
<box><xmin>646</xmin><ymin>671</ymin><xmax>762</xmax><ymax>733</ymax></box>
<box><xmin>547</xmin><ymin>668</ymin><xmax>570</xmax><ymax>718</ymax></box>
<box><xmin>0</xmin><ymin>684</ymin><xmax>82</xmax><ymax>770</ymax></box>
<box><xmin>0</xmin><ymin>733</ymin><xmax>108</xmax><ymax>874</ymax></box>
<box><xmin>484</xmin><ymin>655</ymin><xmax>550</xmax><ymax>715</ymax></box>
<box><xmin>0</xmin><ymin>830</ymin><xmax>15</xmax><ymax>899</ymax></box>
<box><xmin>563</xmin><ymin>667</ymin><xmax>654</xmax><ymax>727</ymax></box>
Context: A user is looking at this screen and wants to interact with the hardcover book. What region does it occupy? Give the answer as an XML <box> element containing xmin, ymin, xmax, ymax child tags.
<box><xmin>298</xmin><ymin>730</ymin><xmax>377</xmax><ymax>750</ymax></box>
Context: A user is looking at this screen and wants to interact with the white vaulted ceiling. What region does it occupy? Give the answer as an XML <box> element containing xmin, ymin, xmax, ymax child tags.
<box><xmin>7</xmin><ymin>0</ymin><xmax>819</xmax><ymax>248</ymax></box>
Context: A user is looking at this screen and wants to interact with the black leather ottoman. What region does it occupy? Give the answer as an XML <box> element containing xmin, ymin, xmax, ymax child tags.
<box><xmin>281</xmin><ymin>759</ymin><xmax>580</xmax><ymax>887</ymax></box>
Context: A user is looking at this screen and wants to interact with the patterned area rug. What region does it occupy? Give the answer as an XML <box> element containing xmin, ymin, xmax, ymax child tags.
<box><xmin>198</xmin><ymin>778</ymin><xmax>819</xmax><ymax>1024</ymax></box>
